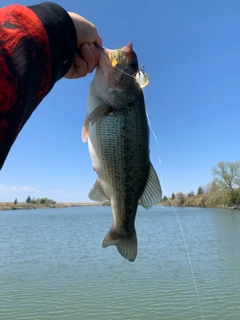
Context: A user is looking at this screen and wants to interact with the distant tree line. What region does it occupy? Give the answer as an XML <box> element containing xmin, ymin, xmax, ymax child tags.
<box><xmin>161</xmin><ymin>160</ymin><xmax>240</xmax><ymax>208</ymax></box>
<box><xmin>25</xmin><ymin>196</ymin><xmax>56</xmax><ymax>205</ymax></box>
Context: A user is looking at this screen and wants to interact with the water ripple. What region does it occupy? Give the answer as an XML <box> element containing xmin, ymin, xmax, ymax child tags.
<box><xmin>0</xmin><ymin>207</ymin><xmax>240</xmax><ymax>319</ymax></box>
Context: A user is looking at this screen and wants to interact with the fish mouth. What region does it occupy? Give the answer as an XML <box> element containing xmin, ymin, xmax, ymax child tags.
<box><xmin>93</xmin><ymin>45</ymin><xmax>112</xmax><ymax>73</ymax></box>
<box><xmin>107</xmin><ymin>43</ymin><xmax>133</xmax><ymax>67</ymax></box>
<box><xmin>94</xmin><ymin>43</ymin><xmax>134</xmax><ymax>69</ymax></box>
<box><xmin>95</xmin><ymin>42</ymin><xmax>133</xmax><ymax>57</ymax></box>
<box><xmin>94</xmin><ymin>43</ymin><xmax>138</xmax><ymax>80</ymax></box>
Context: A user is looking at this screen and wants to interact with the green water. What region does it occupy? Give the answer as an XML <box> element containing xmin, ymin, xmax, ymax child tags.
<box><xmin>0</xmin><ymin>206</ymin><xmax>240</xmax><ymax>319</ymax></box>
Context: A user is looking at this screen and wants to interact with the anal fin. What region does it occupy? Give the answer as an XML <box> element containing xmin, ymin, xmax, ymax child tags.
<box><xmin>140</xmin><ymin>162</ymin><xmax>162</xmax><ymax>209</ymax></box>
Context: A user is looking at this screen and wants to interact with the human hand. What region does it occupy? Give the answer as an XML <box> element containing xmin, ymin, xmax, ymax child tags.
<box><xmin>64</xmin><ymin>12</ymin><xmax>102</xmax><ymax>79</ymax></box>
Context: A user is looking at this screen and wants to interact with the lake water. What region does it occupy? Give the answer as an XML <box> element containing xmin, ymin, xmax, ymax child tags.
<box><xmin>0</xmin><ymin>206</ymin><xmax>240</xmax><ymax>320</ymax></box>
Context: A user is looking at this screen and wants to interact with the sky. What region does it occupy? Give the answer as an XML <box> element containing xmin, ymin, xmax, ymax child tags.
<box><xmin>1</xmin><ymin>0</ymin><xmax>240</xmax><ymax>202</ymax></box>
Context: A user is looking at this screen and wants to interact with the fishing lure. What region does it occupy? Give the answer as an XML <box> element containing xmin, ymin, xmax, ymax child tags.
<box><xmin>113</xmin><ymin>62</ymin><xmax>151</xmax><ymax>89</ymax></box>
<box><xmin>134</xmin><ymin>65</ymin><xmax>150</xmax><ymax>88</ymax></box>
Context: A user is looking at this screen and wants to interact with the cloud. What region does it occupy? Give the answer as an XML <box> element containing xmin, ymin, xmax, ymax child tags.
<box><xmin>46</xmin><ymin>188</ymin><xmax>64</xmax><ymax>193</ymax></box>
<box><xmin>0</xmin><ymin>184</ymin><xmax>40</xmax><ymax>195</ymax></box>
<box><xmin>0</xmin><ymin>185</ymin><xmax>83</xmax><ymax>202</ymax></box>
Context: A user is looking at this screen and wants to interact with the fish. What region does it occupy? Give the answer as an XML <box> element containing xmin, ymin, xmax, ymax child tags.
<box><xmin>82</xmin><ymin>43</ymin><xmax>162</xmax><ymax>262</ymax></box>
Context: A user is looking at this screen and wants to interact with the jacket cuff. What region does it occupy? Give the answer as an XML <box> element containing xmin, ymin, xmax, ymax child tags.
<box><xmin>28</xmin><ymin>2</ymin><xmax>77</xmax><ymax>89</ymax></box>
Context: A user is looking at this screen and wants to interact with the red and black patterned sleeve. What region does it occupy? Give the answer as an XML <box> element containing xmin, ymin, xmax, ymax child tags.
<box><xmin>0</xmin><ymin>2</ymin><xmax>77</xmax><ymax>169</ymax></box>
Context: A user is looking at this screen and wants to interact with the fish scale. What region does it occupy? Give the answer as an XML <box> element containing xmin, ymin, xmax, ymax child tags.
<box><xmin>95</xmin><ymin>105</ymin><xmax>149</xmax><ymax>225</ymax></box>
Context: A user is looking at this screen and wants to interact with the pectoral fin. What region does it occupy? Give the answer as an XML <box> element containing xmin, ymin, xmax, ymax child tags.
<box><xmin>140</xmin><ymin>162</ymin><xmax>162</xmax><ymax>209</ymax></box>
<box><xmin>81</xmin><ymin>115</ymin><xmax>89</xmax><ymax>142</ymax></box>
<box><xmin>89</xmin><ymin>180</ymin><xmax>109</xmax><ymax>203</ymax></box>
<box><xmin>88</xmin><ymin>104</ymin><xmax>113</xmax><ymax>125</ymax></box>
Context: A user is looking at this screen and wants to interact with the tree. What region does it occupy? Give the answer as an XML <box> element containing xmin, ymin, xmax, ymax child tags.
<box><xmin>188</xmin><ymin>190</ymin><xmax>195</xmax><ymax>197</ymax></box>
<box><xmin>203</xmin><ymin>181</ymin><xmax>220</xmax><ymax>193</ymax></box>
<box><xmin>26</xmin><ymin>195</ymin><xmax>31</xmax><ymax>203</ymax></box>
<box><xmin>175</xmin><ymin>192</ymin><xmax>186</xmax><ymax>205</ymax></box>
<box><xmin>40</xmin><ymin>198</ymin><xmax>46</xmax><ymax>204</ymax></box>
<box><xmin>210</xmin><ymin>181</ymin><xmax>220</xmax><ymax>192</ymax></box>
<box><xmin>14</xmin><ymin>198</ymin><xmax>17</xmax><ymax>204</ymax></box>
<box><xmin>212</xmin><ymin>161</ymin><xmax>240</xmax><ymax>193</ymax></box>
<box><xmin>197</xmin><ymin>187</ymin><xmax>204</xmax><ymax>195</ymax></box>
<box><xmin>163</xmin><ymin>196</ymin><xmax>168</xmax><ymax>202</ymax></box>
<box><xmin>171</xmin><ymin>193</ymin><xmax>175</xmax><ymax>199</ymax></box>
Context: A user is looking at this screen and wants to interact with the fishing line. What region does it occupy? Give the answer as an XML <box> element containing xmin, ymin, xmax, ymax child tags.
<box><xmin>115</xmin><ymin>60</ymin><xmax>204</xmax><ymax>318</ymax></box>
<box><xmin>146</xmin><ymin>113</ymin><xmax>205</xmax><ymax>320</ymax></box>
<box><xmin>115</xmin><ymin>66</ymin><xmax>136</xmax><ymax>79</ymax></box>
<box><xmin>115</xmin><ymin>64</ymin><xmax>150</xmax><ymax>89</ymax></box>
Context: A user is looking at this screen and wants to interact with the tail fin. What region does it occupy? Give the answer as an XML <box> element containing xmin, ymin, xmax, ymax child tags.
<box><xmin>102</xmin><ymin>229</ymin><xmax>137</xmax><ymax>262</ymax></box>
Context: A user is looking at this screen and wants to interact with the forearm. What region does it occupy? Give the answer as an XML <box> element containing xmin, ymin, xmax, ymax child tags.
<box><xmin>29</xmin><ymin>2</ymin><xmax>77</xmax><ymax>88</ymax></box>
<box><xmin>0</xmin><ymin>2</ymin><xmax>77</xmax><ymax>169</ymax></box>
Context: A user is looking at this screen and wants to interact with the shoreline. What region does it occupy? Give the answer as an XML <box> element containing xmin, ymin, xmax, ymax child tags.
<box><xmin>0</xmin><ymin>202</ymin><xmax>100</xmax><ymax>211</ymax></box>
<box><xmin>1</xmin><ymin>202</ymin><xmax>239</xmax><ymax>212</ymax></box>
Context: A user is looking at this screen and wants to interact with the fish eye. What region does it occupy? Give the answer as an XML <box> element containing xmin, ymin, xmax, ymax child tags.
<box><xmin>130</xmin><ymin>59</ymin><xmax>138</xmax><ymax>70</ymax></box>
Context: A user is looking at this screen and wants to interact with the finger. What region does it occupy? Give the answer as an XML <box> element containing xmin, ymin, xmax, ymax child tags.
<box><xmin>81</xmin><ymin>43</ymin><xmax>100</xmax><ymax>73</ymax></box>
<box><xmin>64</xmin><ymin>54</ymin><xmax>88</xmax><ymax>79</ymax></box>
<box><xmin>95</xmin><ymin>33</ymin><xmax>102</xmax><ymax>47</ymax></box>
<box><xmin>73</xmin><ymin>54</ymin><xmax>88</xmax><ymax>77</ymax></box>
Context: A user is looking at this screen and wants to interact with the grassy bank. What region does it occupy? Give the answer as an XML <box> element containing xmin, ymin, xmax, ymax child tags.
<box><xmin>160</xmin><ymin>190</ymin><xmax>240</xmax><ymax>209</ymax></box>
<box><xmin>0</xmin><ymin>202</ymin><xmax>99</xmax><ymax>211</ymax></box>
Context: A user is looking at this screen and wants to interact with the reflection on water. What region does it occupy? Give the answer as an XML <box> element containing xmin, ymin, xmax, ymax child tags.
<box><xmin>0</xmin><ymin>206</ymin><xmax>240</xmax><ymax>319</ymax></box>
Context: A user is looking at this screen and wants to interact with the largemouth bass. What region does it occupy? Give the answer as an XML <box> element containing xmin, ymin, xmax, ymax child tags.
<box><xmin>82</xmin><ymin>43</ymin><xmax>162</xmax><ymax>262</ymax></box>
